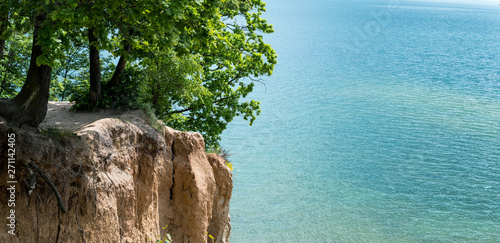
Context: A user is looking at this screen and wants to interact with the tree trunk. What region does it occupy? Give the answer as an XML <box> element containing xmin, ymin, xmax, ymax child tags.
<box><xmin>152</xmin><ymin>79</ymin><xmax>159</xmax><ymax>109</ymax></box>
<box><xmin>0</xmin><ymin>38</ymin><xmax>5</xmax><ymax>61</ymax></box>
<box><xmin>151</xmin><ymin>63</ymin><xmax>159</xmax><ymax>109</ymax></box>
<box><xmin>0</xmin><ymin>48</ymin><xmax>15</xmax><ymax>95</ymax></box>
<box><xmin>88</xmin><ymin>27</ymin><xmax>101</xmax><ymax>110</ymax></box>
<box><xmin>0</xmin><ymin>10</ymin><xmax>8</xmax><ymax>60</ymax></box>
<box><xmin>0</xmin><ymin>14</ymin><xmax>52</xmax><ymax>127</ymax></box>
<box><xmin>105</xmin><ymin>43</ymin><xmax>131</xmax><ymax>90</ymax></box>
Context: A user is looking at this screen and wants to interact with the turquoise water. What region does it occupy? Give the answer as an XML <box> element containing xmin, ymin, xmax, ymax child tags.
<box><xmin>220</xmin><ymin>0</ymin><xmax>500</xmax><ymax>242</ymax></box>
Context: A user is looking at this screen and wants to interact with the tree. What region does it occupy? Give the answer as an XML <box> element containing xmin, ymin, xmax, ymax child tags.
<box><xmin>88</xmin><ymin>28</ymin><xmax>100</xmax><ymax>109</ymax></box>
<box><xmin>49</xmin><ymin>35</ymin><xmax>89</xmax><ymax>101</ymax></box>
<box><xmin>0</xmin><ymin>1</ymin><xmax>75</xmax><ymax>127</ymax></box>
<box><xmin>0</xmin><ymin>0</ymin><xmax>13</xmax><ymax>60</ymax></box>
<box><xmin>0</xmin><ymin>14</ymin><xmax>52</xmax><ymax>127</ymax></box>
<box><xmin>0</xmin><ymin>33</ymin><xmax>32</xmax><ymax>98</ymax></box>
<box><xmin>0</xmin><ymin>0</ymin><xmax>276</xmax><ymax>148</ymax></box>
<box><xmin>153</xmin><ymin>0</ymin><xmax>277</xmax><ymax>147</ymax></box>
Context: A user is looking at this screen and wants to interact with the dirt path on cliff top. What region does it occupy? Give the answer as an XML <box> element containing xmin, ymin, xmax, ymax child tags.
<box><xmin>39</xmin><ymin>101</ymin><xmax>150</xmax><ymax>132</ymax></box>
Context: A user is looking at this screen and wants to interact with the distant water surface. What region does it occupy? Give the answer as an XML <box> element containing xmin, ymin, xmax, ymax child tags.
<box><xmin>221</xmin><ymin>0</ymin><xmax>500</xmax><ymax>242</ymax></box>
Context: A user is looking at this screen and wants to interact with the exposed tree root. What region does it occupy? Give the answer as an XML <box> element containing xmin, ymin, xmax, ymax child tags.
<box><xmin>29</xmin><ymin>161</ymin><xmax>67</xmax><ymax>214</ymax></box>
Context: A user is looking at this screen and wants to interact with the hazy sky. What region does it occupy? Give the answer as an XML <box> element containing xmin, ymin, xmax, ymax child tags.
<box><xmin>404</xmin><ymin>0</ymin><xmax>499</xmax><ymax>5</ymax></box>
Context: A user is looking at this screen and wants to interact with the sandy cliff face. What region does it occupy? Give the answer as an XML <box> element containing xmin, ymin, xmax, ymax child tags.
<box><xmin>0</xmin><ymin>117</ymin><xmax>232</xmax><ymax>243</ymax></box>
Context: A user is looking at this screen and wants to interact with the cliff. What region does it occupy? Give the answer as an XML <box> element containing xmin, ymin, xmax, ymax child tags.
<box><xmin>0</xmin><ymin>102</ymin><xmax>232</xmax><ymax>242</ymax></box>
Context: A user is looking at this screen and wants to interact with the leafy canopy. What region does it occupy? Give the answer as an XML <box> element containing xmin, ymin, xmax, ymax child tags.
<box><xmin>0</xmin><ymin>0</ymin><xmax>277</xmax><ymax>148</ymax></box>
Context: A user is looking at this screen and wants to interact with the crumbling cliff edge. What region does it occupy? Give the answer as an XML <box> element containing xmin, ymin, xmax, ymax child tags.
<box><xmin>0</xmin><ymin>107</ymin><xmax>232</xmax><ymax>243</ymax></box>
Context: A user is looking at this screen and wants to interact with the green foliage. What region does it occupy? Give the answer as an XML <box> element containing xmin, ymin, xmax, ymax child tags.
<box><xmin>139</xmin><ymin>0</ymin><xmax>277</xmax><ymax>147</ymax></box>
<box><xmin>40</xmin><ymin>126</ymin><xmax>74</xmax><ymax>139</ymax></box>
<box><xmin>206</xmin><ymin>147</ymin><xmax>233</xmax><ymax>171</ymax></box>
<box><xmin>67</xmin><ymin>78</ymin><xmax>90</xmax><ymax>110</ymax></box>
<box><xmin>70</xmin><ymin>64</ymin><xmax>143</xmax><ymax>111</ymax></box>
<box><xmin>140</xmin><ymin>50</ymin><xmax>206</xmax><ymax>117</ymax></box>
<box><xmin>0</xmin><ymin>28</ymin><xmax>103</xmax><ymax>101</ymax></box>
<box><xmin>49</xmin><ymin>38</ymin><xmax>89</xmax><ymax>101</ymax></box>
<box><xmin>100</xmin><ymin>65</ymin><xmax>144</xmax><ymax>109</ymax></box>
<box><xmin>139</xmin><ymin>103</ymin><xmax>165</xmax><ymax>132</ymax></box>
<box><xmin>148</xmin><ymin>225</ymin><xmax>216</xmax><ymax>243</ymax></box>
<box><xmin>1</xmin><ymin>0</ymin><xmax>276</xmax><ymax>148</ymax></box>
<box><xmin>149</xmin><ymin>225</ymin><xmax>172</xmax><ymax>243</ymax></box>
<box><xmin>207</xmin><ymin>233</ymin><xmax>215</xmax><ymax>243</ymax></box>
<box><xmin>0</xmin><ymin>33</ymin><xmax>31</xmax><ymax>98</ymax></box>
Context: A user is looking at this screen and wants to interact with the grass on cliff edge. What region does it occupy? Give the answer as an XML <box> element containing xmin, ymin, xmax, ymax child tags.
<box><xmin>140</xmin><ymin>103</ymin><xmax>165</xmax><ymax>131</ymax></box>
<box><xmin>206</xmin><ymin>147</ymin><xmax>233</xmax><ymax>171</ymax></box>
<box><xmin>141</xmin><ymin>103</ymin><xmax>234</xmax><ymax>171</ymax></box>
<box><xmin>40</xmin><ymin>126</ymin><xmax>76</xmax><ymax>146</ymax></box>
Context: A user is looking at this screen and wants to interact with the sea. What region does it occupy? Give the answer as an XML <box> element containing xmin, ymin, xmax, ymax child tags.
<box><xmin>219</xmin><ymin>0</ymin><xmax>500</xmax><ymax>242</ymax></box>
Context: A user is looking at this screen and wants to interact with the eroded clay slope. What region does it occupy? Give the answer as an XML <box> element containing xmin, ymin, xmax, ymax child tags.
<box><xmin>0</xmin><ymin>116</ymin><xmax>232</xmax><ymax>243</ymax></box>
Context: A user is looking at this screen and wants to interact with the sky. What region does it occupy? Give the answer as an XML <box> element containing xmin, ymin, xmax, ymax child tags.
<box><xmin>403</xmin><ymin>0</ymin><xmax>499</xmax><ymax>5</ymax></box>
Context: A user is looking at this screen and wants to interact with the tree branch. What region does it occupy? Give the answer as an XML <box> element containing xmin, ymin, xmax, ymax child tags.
<box><xmin>29</xmin><ymin>161</ymin><xmax>67</xmax><ymax>214</ymax></box>
<box><xmin>168</xmin><ymin>97</ymin><xmax>231</xmax><ymax>115</ymax></box>
<box><xmin>169</xmin><ymin>107</ymin><xmax>192</xmax><ymax>114</ymax></box>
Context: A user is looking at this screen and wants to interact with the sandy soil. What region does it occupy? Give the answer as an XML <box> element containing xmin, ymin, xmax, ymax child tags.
<box><xmin>39</xmin><ymin>101</ymin><xmax>150</xmax><ymax>132</ymax></box>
